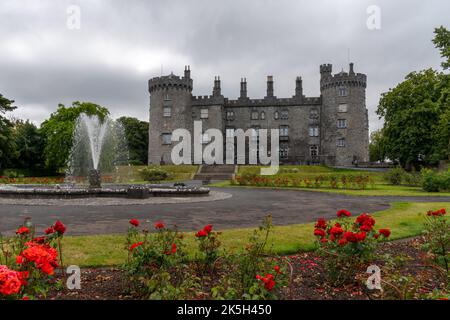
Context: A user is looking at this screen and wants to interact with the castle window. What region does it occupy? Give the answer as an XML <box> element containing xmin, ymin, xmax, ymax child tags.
<box><xmin>200</xmin><ymin>108</ymin><xmax>209</xmax><ymax>119</ymax></box>
<box><xmin>280</xmin><ymin>110</ymin><xmax>289</xmax><ymax>120</ymax></box>
<box><xmin>309</xmin><ymin>126</ymin><xmax>319</xmax><ymax>137</ymax></box>
<box><xmin>274</xmin><ymin>111</ymin><xmax>279</xmax><ymax>120</ymax></box>
<box><xmin>163</xmin><ymin>106</ymin><xmax>171</xmax><ymax>117</ymax></box>
<box><xmin>338</xmin><ymin>104</ymin><xmax>348</xmax><ymax>113</ymax></box>
<box><xmin>226</xmin><ymin>111</ymin><xmax>235</xmax><ymax>120</ymax></box>
<box><xmin>310</xmin><ymin>109</ymin><xmax>319</xmax><ymax>119</ymax></box>
<box><xmin>337</xmin><ymin>138</ymin><xmax>346</xmax><ymax>147</ymax></box>
<box><xmin>338</xmin><ymin>87</ymin><xmax>348</xmax><ymax>97</ymax></box>
<box><xmin>251</xmin><ymin>111</ymin><xmax>259</xmax><ymax>120</ymax></box>
<box><xmin>337</xmin><ymin>119</ymin><xmax>347</xmax><ymax>128</ymax></box>
<box><xmin>164</xmin><ymin>93</ymin><xmax>171</xmax><ymax>101</ymax></box>
<box><xmin>280</xmin><ymin>144</ymin><xmax>289</xmax><ymax>159</ymax></box>
<box><xmin>260</xmin><ymin>111</ymin><xmax>266</xmax><ymax>120</ymax></box>
<box><xmin>310</xmin><ymin>145</ymin><xmax>318</xmax><ymax>157</ymax></box>
<box><xmin>161</xmin><ymin>133</ymin><xmax>172</xmax><ymax>145</ymax></box>
<box><xmin>279</xmin><ymin>125</ymin><xmax>289</xmax><ymax>137</ymax></box>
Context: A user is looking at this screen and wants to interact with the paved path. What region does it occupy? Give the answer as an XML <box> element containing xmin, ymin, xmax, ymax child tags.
<box><xmin>0</xmin><ymin>187</ymin><xmax>449</xmax><ymax>236</ymax></box>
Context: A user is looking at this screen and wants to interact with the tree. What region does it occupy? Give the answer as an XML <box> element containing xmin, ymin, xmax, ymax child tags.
<box><xmin>433</xmin><ymin>26</ymin><xmax>450</xmax><ymax>70</ymax></box>
<box><xmin>377</xmin><ymin>69</ymin><xmax>443</xmax><ymax>169</ymax></box>
<box><xmin>376</xmin><ymin>27</ymin><xmax>450</xmax><ymax>169</ymax></box>
<box><xmin>369</xmin><ymin>129</ymin><xmax>386</xmax><ymax>162</ymax></box>
<box><xmin>117</xmin><ymin>116</ymin><xmax>149</xmax><ymax>165</ymax></box>
<box><xmin>11</xmin><ymin>120</ymin><xmax>45</xmax><ymax>170</ymax></box>
<box><xmin>0</xmin><ymin>94</ymin><xmax>17</xmax><ymax>169</ymax></box>
<box><xmin>40</xmin><ymin>101</ymin><xmax>109</xmax><ymax>172</ymax></box>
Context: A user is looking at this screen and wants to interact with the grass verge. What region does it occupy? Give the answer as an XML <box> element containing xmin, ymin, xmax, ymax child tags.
<box><xmin>61</xmin><ymin>202</ymin><xmax>450</xmax><ymax>267</ymax></box>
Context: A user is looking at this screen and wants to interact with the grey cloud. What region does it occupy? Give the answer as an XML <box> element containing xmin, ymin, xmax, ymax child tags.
<box><xmin>0</xmin><ymin>0</ymin><xmax>448</xmax><ymax>131</ymax></box>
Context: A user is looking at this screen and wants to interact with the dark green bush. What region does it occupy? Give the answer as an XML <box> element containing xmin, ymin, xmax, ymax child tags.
<box><xmin>421</xmin><ymin>169</ymin><xmax>442</xmax><ymax>192</ymax></box>
<box><xmin>138</xmin><ymin>167</ymin><xmax>170</xmax><ymax>183</ymax></box>
<box><xmin>383</xmin><ymin>167</ymin><xmax>405</xmax><ymax>185</ymax></box>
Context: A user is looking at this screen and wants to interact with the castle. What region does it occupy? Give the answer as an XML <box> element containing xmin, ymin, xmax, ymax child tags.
<box><xmin>148</xmin><ymin>63</ymin><xmax>369</xmax><ymax>166</ymax></box>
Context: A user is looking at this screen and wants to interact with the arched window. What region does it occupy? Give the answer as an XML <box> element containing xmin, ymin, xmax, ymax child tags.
<box><xmin>261</xmin><ymin>111</ymin><xmax>266</xmax><ymax>120</ymax></box>
<box><xmin>274</xmin><ymin>111</ymin><xmax>279</xmax><ymax>120</ymax></box>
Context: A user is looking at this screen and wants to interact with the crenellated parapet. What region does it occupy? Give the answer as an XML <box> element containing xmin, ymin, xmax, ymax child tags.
<box><xmin>320</xmin><ymin>63</ymin><xmax>366</xmax><ymax>90</ymax></box>
<box><xmin>148</xmin><ymin>66</ymin><xmax>193</xmax><ymax>93</ymax></box>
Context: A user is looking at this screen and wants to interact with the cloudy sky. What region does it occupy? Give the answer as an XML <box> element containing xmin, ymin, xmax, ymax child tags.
<box><xmin>0</xmin><ymin>0</ymin><xmax>449</xmax><ymax>133</ymax></box>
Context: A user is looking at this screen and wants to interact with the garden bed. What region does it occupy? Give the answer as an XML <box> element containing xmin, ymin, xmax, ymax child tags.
<box><xmin>45</xmin><ymin>236</ymin><xmax>448</xmax><ymax>300</ymax></box>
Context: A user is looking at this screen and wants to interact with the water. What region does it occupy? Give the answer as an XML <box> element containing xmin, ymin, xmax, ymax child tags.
<box><xmin>66</xmin><ymin>114</ymin><xmax>129</xmax><ymax>185</ymax></box>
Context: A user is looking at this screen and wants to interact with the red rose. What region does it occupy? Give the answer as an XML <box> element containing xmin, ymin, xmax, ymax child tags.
<box><xmin>338</xmin><ymin>238</ymin><xmax>348</xmax><ymax>246</ymax></box>
<box><xmin>203</xmin><ymin>224</ymin><xmax>213</xmax><ymax>234</ymax></box>
<box><xmin>16</xmin><ymin>255</ymin><xmax>24</xmax><ymax>264</ymax></box>
<box><xmin>171</xmin><ymin>243</ymin><xmax>177</xmax><ymax>254</ymax></box>
<box><xmin>53</xmin><ymin>220</ymin><xmax>66</xmax><ymax>235</ymax></box>
<box><xmin>274</xmin><ymin>265</ymin><xmax>281</xmax><ymax>274</ymax></box>
<box><xmin>336</xmin><ymin>209</ymin><xmax>351</xmax><ymax>218</ymax></box>
<box><xmin>379</xmin><ymin>228</ymin><xmax>391</xmax><ymax>238</ymax></box>
<box><xmin>360</xmin><ymin>224</ymin><xmax>372</xmax><ymax>232</ymax></box>
<box><xmin>45</xmin><ymin>226</ymin><xmax>54</xmax><ymax>235</ymax></box>
<box><xmin>329</xmin><ymin>226</ymin><xmax>344</xmax><ymax>236</ymax></box>
<box><xmin>315</xmin><ymin>218</ymin><xmax>327</xmax><ymax>229</ymax></box>
<box><xmin>16</xmin><ymin>227</ymin><xmax>30</xmax><ymax>235</ymax></box>
<box><xmin>154</xmin><ymin>221</ymin><xmax>165</xmax><ymax>229</ymax></box>
<box><xmin>356</xmin><ymin>231</ymin><xmax>366</xmax><ymax>242</ymax></box>
<box><xmin>320</xmin><ymin>237</ymin><xmax>328</xmax><ymax>243</ymax></box>
<box><xmin>129</xmin><ymin>241</ymin><xmax>144</xmax><ymax>251</ymax></box>
<box><xmin>314</xmin><ymin>229</ymin><xmax>326</xmax><ymax>237</ymax></box>
<box><xmin>196</xmin><ymin>230</ymin><xmax>208</xmax><ymax>237</ymax></box>
<box><xmin>261</xmin><ymin>274</ymin><xmax>276</xmax><ymax>291</ymax></box>
<box><xmin>344</xmin><ymin>231</ymin><xmax>358</xmax><ymax>243</ymax></box>
<box><xmin>129</xmin><ymin>219</ymin><xmax>139</xmax><ymax>227</ymax></box>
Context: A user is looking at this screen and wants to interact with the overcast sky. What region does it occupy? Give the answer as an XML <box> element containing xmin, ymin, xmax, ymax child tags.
<box><xmin>0</xmin><ymin>0</ymin><xmax>449</xmax><ymax>133</ymax></box>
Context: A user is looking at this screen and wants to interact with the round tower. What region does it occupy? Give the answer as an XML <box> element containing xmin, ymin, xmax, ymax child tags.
<box><xmin>148</xmin><ymin>66</ymin><xmax>193</xmax><ymax>164</ymax></box>
<box><xmin>319</xmin><ymin>63</ymin><xmax>369</xmax><ymax>166</ymax></box>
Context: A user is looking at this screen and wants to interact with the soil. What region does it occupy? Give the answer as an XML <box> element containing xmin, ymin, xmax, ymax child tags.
<box><xmin>47</xmin><ymin>236</ymin><xmax>448</xmax><ymax>300</ymax></box>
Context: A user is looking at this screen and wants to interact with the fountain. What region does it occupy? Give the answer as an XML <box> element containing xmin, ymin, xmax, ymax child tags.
<box><xmin>0</xmin><ymin>114</ymin><xmax>209</xmax><ymax>199</ymax></box>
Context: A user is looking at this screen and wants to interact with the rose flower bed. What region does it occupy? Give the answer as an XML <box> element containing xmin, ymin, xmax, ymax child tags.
<box><xmin>0</xmin><ymin>219</ymin><xmax>66</xmax><ymax>300</ymax></box>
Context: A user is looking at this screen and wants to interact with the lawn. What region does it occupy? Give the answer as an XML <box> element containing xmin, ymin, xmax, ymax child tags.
<box><xmin>210</xmin><ymin>180</ymin><xmax>450</xmax><ymax>197</ymax></box>
<box><xmin>61</xmin><ymin>202</ymin><xmax>450</xmax><ymax>267</ymax></box>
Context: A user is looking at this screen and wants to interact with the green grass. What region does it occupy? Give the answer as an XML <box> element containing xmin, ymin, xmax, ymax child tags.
<box><xmin>61</xmin><ymin>202</ymin><xmax>450</xmax><ymax>267</ymax></box>
<box><xmin>117</xmin><ymin>165</ymin><xmax>198</xmax><ymax>183</ymax></box>
<box><xmin>210</xmin><ymin>180</ymin><xmax>450</xmax><ymax>197</ymax></box>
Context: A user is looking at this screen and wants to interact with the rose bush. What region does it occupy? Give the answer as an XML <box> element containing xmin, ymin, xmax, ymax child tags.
<box><xmin>313</xmin><ymin>209</ymin><xmax>390</xmax><ymax>285</ymax></box>
<box><xmin>0</xmin><ymin>219</ymin><xmax>66</xmax><ymax>300</ymax></box>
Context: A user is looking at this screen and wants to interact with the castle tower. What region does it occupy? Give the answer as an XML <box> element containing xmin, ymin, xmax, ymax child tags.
<box><xmin>319</xmin><ymin>63</ymin><xmax>369</xmax><ymax>166</ymax></box>
<box><xmin>148</xmin><ymin>66</ymin><xmax>193</xmax><ymax>164</ymax></box>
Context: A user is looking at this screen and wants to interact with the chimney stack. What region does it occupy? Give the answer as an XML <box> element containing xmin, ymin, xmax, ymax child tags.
<box><xmin>266</xmin><ymin>75</ymin><xmax>274</xmax><ymax>98</ymax></box>
<box><xmin>349</xmin><ymin>62</ymin><xmax>355</xmax><ymax>75</ymax></box>
<box><xmin>213</xmin><ymin>76</ymin><xmax>221</xmax><ymax>96</ymax></box>
<box><xmin>295</xmin><ymin>76</ymin><xmax>303</xmax><ymax>97</ymax></box>
<box><xmin>184</xmin><ymin>65</ymin><xmax>191</xmax><ymax>79</ymax></box>
<box><xmin>240</xmin><ymin>78</ymin><xmax>247</xmax><ymax>99</ymax></box>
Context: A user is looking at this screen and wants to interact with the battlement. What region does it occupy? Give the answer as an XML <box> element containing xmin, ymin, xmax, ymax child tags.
<box><xmin>222</xmin><ymin>96</ymin><xmax>321</xmax><ymax>107</ymax></box>
<box><xmin>320</xmin><ymin>63</ymin><xmax>366</xmax><ymax>90</ymax></box>
<box><xmin>148</xmin><ymin>72</ymin><xmax>193</xmax><ymax>93</ymax></box>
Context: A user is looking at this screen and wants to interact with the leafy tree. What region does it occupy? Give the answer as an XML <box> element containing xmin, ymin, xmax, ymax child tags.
<box><xmin>369</xmin><ymin>129</ymin><xmax>387</xmax><ymax>162</ymax></box>
<box><xmin>376</xmin><ymin>27</ymin><xmax>450</xmax><ymax>169</ymax></box>
<box><xmin>11</xmin><ymin>120</ymin><xmax>45</xmax><ymax>170</ymax></box>
<box><xmin>0</xmin><ymin>94</ymin><xmax>17</xmax><ymax>169</ymax></box>
<box><xmin>433</xmin><ymin>26</ymin><xmax>450</xmax><ymax>70</ymax></box>
<box><xmin>40</xmin><ymin>101</ymin><xmax>109</xmax><ymax>172</ymax></box>
<box><xmin>117</xmin><ymin>116</ymin><xmax>149</xmax><ymax>165</ymax></box>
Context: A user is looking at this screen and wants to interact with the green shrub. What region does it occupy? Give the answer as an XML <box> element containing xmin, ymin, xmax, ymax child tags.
<box><xmin>403</xmin><ymin>172</ymin><xmax>422</xmax><ymax>186</ymax></box>
<box><xmin>384</xmin><ymin>167</ymin><xmax>405</xmax><ymax>185</ymax></box>
<box><xmin>138</xmin><ymin>167</ymin><xmax>170</xmax><ymax>183</ymax></box>
<box><xmin>421</xmin><ymin>169</ymin><xmax>442</xmax><ymax>192</ymax></box>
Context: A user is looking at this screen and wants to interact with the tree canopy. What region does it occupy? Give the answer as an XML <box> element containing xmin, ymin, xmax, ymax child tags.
<box><xmin>0</xmin><ymin>94</ymin><xmax>17</xmax><ymax>169</ymax></box>
<box><xmin>376</xmin><ymin>26</ymin><xmax>450</xmax><ymax>169</ymax></box>
<box><xmin>40</xmin><ymin>101</ymin><xmax>110</xmax><ymax>172</ymax></box>
<box><xmin>117</xmin><ymin>116</ymin><xmax>149</xmax><ymax>165</ymax></box>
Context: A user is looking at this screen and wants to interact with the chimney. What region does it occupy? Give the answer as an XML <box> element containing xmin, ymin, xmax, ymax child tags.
<box><xmin>295</xmin><ymin>76</ymin><xmax>303</xmax><ymax>97</ymax></box>
<box><xmin>349</xmin><ymin>62</ymin><xmax>355</xmax><ymax>75</ymax></box>
<box><xmin>240</xmin><ymin>78</ymin><xmax>247</xmax><ymax>99</ymax></box>
<box><xmin>184</xmin><ymin>65</ymin><xmax>191</xmax><ymax>79</ymax></box>
<box><xmin>213</xmin><ymin>76</ymin><xmax>221</xmax><ymax>96</ymax></box>
<box><xmin>266</xmin><ymin>75</ymin><xmax>274</xmax><ymax>98</ymax></box>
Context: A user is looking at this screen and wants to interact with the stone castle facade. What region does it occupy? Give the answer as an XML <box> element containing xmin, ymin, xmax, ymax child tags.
<box><xmin>148</xmin><ymin>63</ymin><xmax>369</xmax><ymax>166</ymax></box>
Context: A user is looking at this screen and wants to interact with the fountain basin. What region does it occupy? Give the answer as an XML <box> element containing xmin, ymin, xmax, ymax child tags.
<box><xmin>0</xmin><ymin>184</ymin><xmax>210</xmax><ymax>199</ymax></box>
